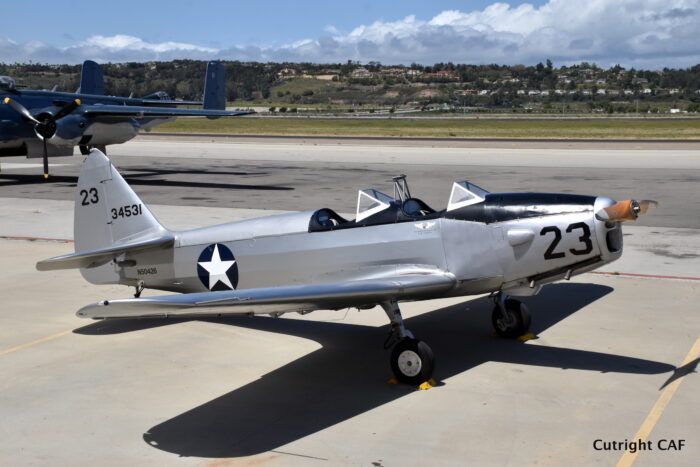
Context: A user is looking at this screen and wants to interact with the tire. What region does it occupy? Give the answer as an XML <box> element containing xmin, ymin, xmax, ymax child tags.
<box><xmin>491</xmin><ymin>299</ymin><xmax>531</xmax><ymax>339</ymax></box>
<box><xmin>390</xmin><ymin>338</ymin><xmax>435</xmax><ymax>385</ymax></box>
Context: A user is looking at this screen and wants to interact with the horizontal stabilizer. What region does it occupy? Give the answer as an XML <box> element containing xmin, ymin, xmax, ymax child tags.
<box><xmin>36</xmin><ymin>234</ymin><xmax>174</xmax><ymax>271</ymax></box>
<box><xmin>77</xmin><ymin>273</ymin><xmax>456</xmax><ymax>319</ymax></box>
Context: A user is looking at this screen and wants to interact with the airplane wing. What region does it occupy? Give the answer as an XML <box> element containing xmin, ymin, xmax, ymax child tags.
<box><xmin>80</xmin><ymin>105</ymin><xmax>253</xmax><ymax>118</ymax></box>
<box><xmin>76</xmin><ymin>273</ymin><xmax>456</xmax><ymax>319</ymax></box>
<box><xmin>140</xmin><ymin>99</ymin><xmax>204</xmax><ymax>106</ymax></box>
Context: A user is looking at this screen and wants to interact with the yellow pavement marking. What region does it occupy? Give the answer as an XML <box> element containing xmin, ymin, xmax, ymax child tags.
<box><xmin>617</xmin><ymin>335</ymin><xmax>700</xmax><ymax>467</ymax></box>
<box><xmin>0</xmin><ymin>328</ymin><xmax>73</xmax><ymax>356</ymax></box>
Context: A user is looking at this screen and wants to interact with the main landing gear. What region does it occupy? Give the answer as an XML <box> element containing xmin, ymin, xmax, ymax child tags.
<box><xmin>380</xmin><ymin>295</ymin><xmax>531</xmax><ymax>385</ymax></box>
<box><xmin>491</xmin><ymin>292</ymin><xmax>531</xmax><ymax>339</ymax></box>
<box><xmin>80</xmin><ymin>145</ymin><xmax>106</xmax><ymax>155</ymax></box>
<box><xmin>381</xmin><ymin>301</ymin><xmax>435</xmax><ymax>385</ymax></box>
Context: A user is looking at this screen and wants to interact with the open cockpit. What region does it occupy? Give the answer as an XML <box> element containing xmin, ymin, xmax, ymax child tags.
<box><xmin>308</xmin><ymin>175</ymin><xmax>491</xmax><ymax>232</ymax></box>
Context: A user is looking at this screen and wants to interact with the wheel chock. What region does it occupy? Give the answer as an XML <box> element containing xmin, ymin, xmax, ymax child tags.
<box><xmin>517</xmin><ymin>333</ymin><xmax>538</xmax><ymax>342</ymax></box>
<box><xmin>418</xmin><ymin>379</ymin><xmax>438</xmax><ymax>390</ymax></box>
<box><xmin>388</xmin><ymin>377</ymin><xmax>438</xmax><ymax>389</ymax></box>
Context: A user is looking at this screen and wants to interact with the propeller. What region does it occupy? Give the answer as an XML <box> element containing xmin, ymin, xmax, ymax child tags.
<box><xmin>3</xmin><ymin>97</ymin><xmax>81</xmax><ymax>178</ymax></box>
<box><xmin>595</xmin><ymin>199</ymin><xmax>658</xmax><ymax>222</ymax></box>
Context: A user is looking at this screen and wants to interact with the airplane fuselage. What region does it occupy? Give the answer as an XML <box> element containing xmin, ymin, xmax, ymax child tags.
<box><xmin>82</xmin><ymin>195</ymin><xmax>623</xmax><ymax>301</ymax></box>
<box><xmin>0</xmin><ymin>89</ymin><xmax>173</xmax><ymax>152</ymax></box>
<box><xmin>36</xmin><ymin>149</ymin><xmax>650</xmax><ymax>385</ymax></box>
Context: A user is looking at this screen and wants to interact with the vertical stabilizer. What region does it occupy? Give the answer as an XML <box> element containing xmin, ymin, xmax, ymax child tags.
<box><xmin>79</xmin><ymin>60</ymin><xmax>104</xmax><ymax>96</ymax></box>
<box><xmin>203</xmin><ymin>61</ymin><xmax>226</xmax><ymax>110</ymax></box>
<box><xmin>74</xmin><ymin>149</ymin><xmax>168</xmax><ymax>254</ymax></box>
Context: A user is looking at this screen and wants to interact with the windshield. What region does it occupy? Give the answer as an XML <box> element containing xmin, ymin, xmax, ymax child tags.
<box><xmin>356</xmin><ymin>189</ymin><xmax>394</xmax><ymax>221</ymax></box>
<box><xmin>447</xmin><ymin>181</ymin><xmax>489</xmax><ymax>211</ymax></box>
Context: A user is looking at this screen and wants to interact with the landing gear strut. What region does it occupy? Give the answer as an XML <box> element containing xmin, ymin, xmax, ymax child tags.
<box><xmin>134</xmin><ymin>280</ymin><xmax>145</xmax><ymax>298</ymax></box>
<box><xmin>80</xmin><ymin>145</ymin><xmax>107</xmax><ymax>155</ymax></box>
<box><xmin>491</xmin><ymin>292</ymin><xmax>531</xmax><ymax>339</ymax></box>
<box><xmin>381</xmin><ymin>301</ymin><xmax>434</xmax><ymax>385</ymax></box>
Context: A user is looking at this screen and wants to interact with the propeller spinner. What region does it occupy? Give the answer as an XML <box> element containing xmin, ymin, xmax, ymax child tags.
<box><xmin>3</xmin><ymin>97</ymin><xmax>81</xmax><ymax>178</ymax></box>
<box><xmin>595</xmin><ymin>199</ymin><xmax>658</xmax><ymax>222</ymax></box>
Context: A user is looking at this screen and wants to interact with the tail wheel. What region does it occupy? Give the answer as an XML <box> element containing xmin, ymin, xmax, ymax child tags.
<box><xmin>390</xmin><ymin>338</ymin><xmax>434</xmax><ymax>385</ymax></box>
<box><xmin>492</xmin><ymin>299</ymin><xmax>531</xmax><ymax>339</ymax></box>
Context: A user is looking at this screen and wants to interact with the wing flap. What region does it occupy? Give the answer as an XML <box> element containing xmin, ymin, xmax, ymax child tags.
<box><xmin>36</xmin><ymin>234</ymin><xmax>175</xmax><ymax>271</ymax></box>
<box><xmin>77</xmin><ymin>273</ymin><xmax>456</xmax><ymax>319</ymax></box>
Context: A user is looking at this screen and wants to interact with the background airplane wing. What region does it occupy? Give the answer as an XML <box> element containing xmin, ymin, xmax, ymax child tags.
<box><xmin>80</xmin><ymin>105</ymin><xmax>253</xmax><ymax>118</ymax></box>
<box><xmin>77</xmin><ymin>273</ymin><xmax>456</xmax><ymax>319</ymax></box>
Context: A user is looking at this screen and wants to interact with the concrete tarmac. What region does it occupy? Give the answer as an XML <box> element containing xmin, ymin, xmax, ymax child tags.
<box><xmin>0</xmin><ymin>239</ymin><xmax>698</xmax><ymax>466</ymax></box>
<box><xmin>1</xmin><ymin>136</ymin><xmax>699</xmax><ymax>466</ymax></box>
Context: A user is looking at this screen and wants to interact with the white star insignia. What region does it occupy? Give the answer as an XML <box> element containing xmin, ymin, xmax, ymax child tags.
<box><xmin>198</xmin><ymin>244</ymin><xmax>236</xmax><ymax>290</ymax></box>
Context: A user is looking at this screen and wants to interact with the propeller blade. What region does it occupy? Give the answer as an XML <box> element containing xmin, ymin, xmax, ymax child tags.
<box><xmin>3</xmin><ymin>97</ymin><xmax>40</xmax><ymax>124</ymax></box>
<box><xmin>52</xmin><ymin>98</ymin><xmax>81</xmax><ymax>121</ymax></box>
<box><xmin>595</xmin><ymin>199</ymin><xmax>658</xmax><ymax>222</ymax></box>
<box><xmin>638</xmin><ymin>200</ymin><xmax>659</xmax><ymax>215</ymax></box>
<box><xmin>42</xmin><ymin>137</ymin><xmax>49</xmax><ymax>179</ymax></box>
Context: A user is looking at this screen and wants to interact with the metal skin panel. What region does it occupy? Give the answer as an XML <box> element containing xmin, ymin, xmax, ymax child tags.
<box><xmin>176</xmin><ymin>211</ymin><xmax>316</xmax><ymax>247</ymax></box>
<box><xmin>500</xmin><ymin>212</ymin><xmax>601</xmax><ymax>282</ymax></box>
<box><xmin>169</xmin><ymin>220</ymin><xmax>448</xmax><ymax>293</ymax></box>
<box><xmin>440</xmin><ymin>218</ymin><xmax>505</xmax><ymax>283</ymax></box>
<box><xmin>74</xmin><ymin>152</ymin><xmax>114</xmax><ymax>252</ymax></box>
<box><xmin>81</xmin><ymin>121</ymin><xmax>140</xmax><ymax>146</ymax></box>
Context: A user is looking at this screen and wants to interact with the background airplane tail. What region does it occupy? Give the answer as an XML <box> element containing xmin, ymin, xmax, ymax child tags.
<box><xmin>203</xmin><ymin>61</ymin><xmax>226</xmax><ymax>111</ymax></box>
<box><xmin>79</xmin><ymin>60</ymin><xmax>104</xmax><ymax>95</ymax></box>
<box><xmin>74</xmin><ymin>149</ymin><xmax>168</xmax><ymax>253</ymax></box>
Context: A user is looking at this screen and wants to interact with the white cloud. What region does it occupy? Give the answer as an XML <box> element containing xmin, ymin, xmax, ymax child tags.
<box><xmin>1</xmin><ymin>0</ymin><xmax>699</xmax><ymax>67</ymax></box>
<box><xmin>78</xmin><ymin>35</ymin><xmax>217</xmax><ymax>54</ymax></box>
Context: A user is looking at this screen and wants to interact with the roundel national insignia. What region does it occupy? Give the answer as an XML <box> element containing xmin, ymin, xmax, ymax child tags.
<box><xmin>197</xmin><ymin>243</ymin><xmax>239</xmax><ymax>291</ymax></box>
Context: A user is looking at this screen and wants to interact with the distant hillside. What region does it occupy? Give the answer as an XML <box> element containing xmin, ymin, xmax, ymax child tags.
<box><xmin>3</xmin><ymin>60</ymin><xmax>700</xmax><ymax>113</ymax></box>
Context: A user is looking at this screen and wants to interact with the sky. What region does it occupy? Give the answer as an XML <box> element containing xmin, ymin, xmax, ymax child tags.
<box><xmin>1</xmin><ymin>0</ymin><xmax>699</xmax><ymax>68</ymax></box>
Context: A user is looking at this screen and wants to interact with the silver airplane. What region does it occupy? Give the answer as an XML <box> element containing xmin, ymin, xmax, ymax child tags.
<box><xmin>37</xmin><ymin>150</ymin><xmax>656</xmax><ymax>385</ymax></box>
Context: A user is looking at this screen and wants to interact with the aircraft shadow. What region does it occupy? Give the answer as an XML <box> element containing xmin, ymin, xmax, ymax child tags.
<box><xmin>0</xmin><ymin>173</ymin><xmax>293</xmax><ymax>191</ymax></box>
<box><xmin>118</xmin><ymin>282</ymin><xmax>675</xmax><ymax>459</ymax></box>
<box><xmin>74</xmin><ymin>317</ymin><xmax>192</xmax><ymax>335</ymax></box>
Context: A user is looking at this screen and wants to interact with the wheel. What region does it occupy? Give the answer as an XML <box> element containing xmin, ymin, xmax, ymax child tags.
<box><xmin>390</xmin><ymin>338</ymin><xmax>435</xmax><ymax>385</ymax></box>
<box><xmin>491</xmin><ymin>299</ymin><xmax>531</xmax><ymax>339</ymax></box>
<box><xmin>79</xmin><ymin>145</ymin><xmax>90</xmax><ymax>155</ymax></box>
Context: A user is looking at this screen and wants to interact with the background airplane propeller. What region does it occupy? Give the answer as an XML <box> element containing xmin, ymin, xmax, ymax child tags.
<box><xmin>3</xmin><ymin>97</ymin><xmax>81</xmax><ymax>178</ymax></box>
<box><xmin>596</xmin><ymin>199</ymin><xmax>659</xmax><ymax>222</ymax></box>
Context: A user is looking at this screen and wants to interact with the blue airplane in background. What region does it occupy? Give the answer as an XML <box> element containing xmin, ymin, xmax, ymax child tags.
<box><xmin>0</xmin><ymin>60</ymin><xmax>252</xmax><ymax>178</ymax></box>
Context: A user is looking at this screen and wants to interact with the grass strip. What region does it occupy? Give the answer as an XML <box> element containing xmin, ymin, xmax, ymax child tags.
<box><xmin>156</xmin><ymin>118</ymin><xmax>700</xmax><ymax>140</ymax></box>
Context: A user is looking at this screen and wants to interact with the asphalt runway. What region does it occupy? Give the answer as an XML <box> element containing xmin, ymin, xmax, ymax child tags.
<box><xmin>1</xmin><ymin>136</ymin><xmax>699</xmax><ymax>228</ymax></box>
<box><xmin>0</xmin><ymin>136</ymin><xmax>698</xmax><ymax>466</ymax></box>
